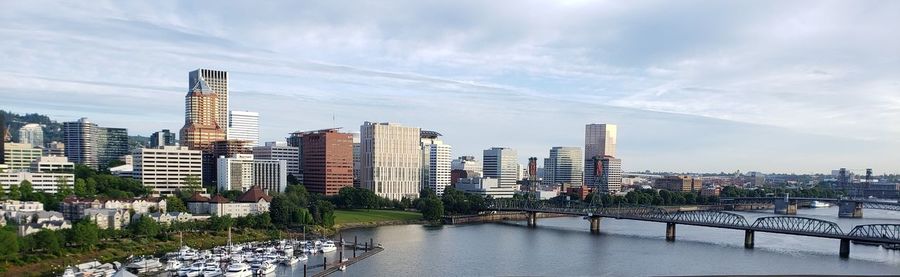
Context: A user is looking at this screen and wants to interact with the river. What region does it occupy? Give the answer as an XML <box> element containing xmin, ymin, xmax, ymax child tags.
<box><xmin>280</xmin><ymin>206</ymin><xmax>900</xmax><ymax>276</ymax></box>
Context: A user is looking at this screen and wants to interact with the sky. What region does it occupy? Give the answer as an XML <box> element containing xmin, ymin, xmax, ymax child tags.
<box><xmin>1</xmin><ymin>1</ymin><xmax>898</xmax><ymax>174</ymax></box>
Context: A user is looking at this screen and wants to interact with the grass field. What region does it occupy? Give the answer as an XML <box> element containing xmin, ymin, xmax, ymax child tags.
<box><xmin>334</xmin><ymin>209</ymin><xmax>422</xmax><ymax>225</ymax></box>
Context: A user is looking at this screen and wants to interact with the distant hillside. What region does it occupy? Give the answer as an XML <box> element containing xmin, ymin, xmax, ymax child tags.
<box><xmin>1</xmin><ymin>110</ymin><xmax>148</xmax><ymax>150</ymax></box>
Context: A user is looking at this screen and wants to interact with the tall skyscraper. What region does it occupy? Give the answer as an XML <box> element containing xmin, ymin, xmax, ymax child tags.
<box><xmin>352</xmin><ymin>133</ymin><xmax>360</xmax><ymax>187</ymax></box>
<box><xmin>227</xmin><ymin>110</ymin><xmax>259</xmax><ymax>147</ymax></box>
<box><xmin>63</xmin><ymin>118</ymin><xmax>128</xmax><ymax>169</ymax></box>
<box><xmin>544</xmin><ymin>147</ymin><xmax>583</xmax><ymax>188</ymax></box>
<box><xmin>420</xmin><ymin>131</ymin><xmax>451</xmax><ymax>196</ymax></box>
<box><xmin>149</xmin><ymin>129</ymin><xmax>177</xmax><ymax>148</ymax></box>
<box><xmin>252</xmin><ymin>141</ymin><xmax>300</xmax><ymax>177</ymax></box>
<box><xmin>584</xmin><ymin>123</ymin><xmax>618</xmax><ymax>190</ymax></box>
<box><xmin>0</xmin><ymin>113</ymin><xmax>6</xmax><ymax>165</ymax></box>
<box><xmin>360</xmin><ymin>122</ymin><xmax>422</xmax><ymax>200</ymax></box>
<box><xmin>483</xmin><ymin>147</ymin><xmax>518</xmax><ymax>189</ymax></box>
<box><xmin>301</xmin><ymin>129</ymin><xmax>354</xmax><ymax>195</ymax></box>
<box><xmin>189</xmin><ymin>69</ymin><xmax>229</xmax><ymax>133</ymax></box>
<box><xmin>18</xmin><ymin>123</ymin><xmax>43</xmax><ymax>148</ymax></box>
<box><xmin>180</xmin><ymin>75</ymin><xmax>226</xmax><ymax>150</ymax></box>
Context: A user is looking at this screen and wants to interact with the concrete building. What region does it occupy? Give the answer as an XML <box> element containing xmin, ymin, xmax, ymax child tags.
<box><xmin>483</xmin><ymin>147</ymin><xmax>518</xmax><ymax>189</ymax></box>
<box><xmin>198</xmin><ymin>186</ymin><xmax>272</xmax><ymax>218</ymax></box>
<box><xmin>655</xmin><ymin>175</ymin><xmax>703</xmax><ymax>193</ymax></box>
<box><xmin>544</xmin><ymin>147</ymin><xmax>583</xmax><ymax>188</ymax></box>
<box><xmin>456</xmin><ymin>177</ymin><xmax>516</xmax><ymax>198</ymax></box>
<box><xmin>420</xmin><ymin>131</ymin><xmax>451</xmax><ymax>196</ymax></box>
<box><xmin>30</xmin><ymin>156</ymin><xmax>75</xmax><ymax>173</ymax></box>
<box><xmin>217</xmin><ymin>154</ymin><xmax>287</xmax><ymax>193</ymax></box>
<box><xmin>59</xmin><ymin>196</ymin><xmax>166</xmax><ymax>220</ymax></box>
<box><xmin>149</xmin><ymin>129</ymin><xmax>177</xmax><ymax>148</ymax></box>
<box><xmin>360</xmin><ymin>122</ymin><xmax>422</xmax><ymax>200</ymax></box>
<box><xmin>253</xmin><ymin>142</ymin><xmax>300</xmax><ymax>177</ymax></box>
<box><xmin>180</xmin><ymin>82</ymin><xmax>226</xmax><ymax>151</ymax></box>
<box><xmin>203</xmin><ymin>140</ymin><xmax>251</xmax><ymax>186</ymax></box>
<box><xmin>451</xmin><ymin>156</ymin><xmax>482</xmax><ymax>173</ymax></box>
<box><xmin>132</xmin><ymin>146</ymin><xmax>203</xmax><ymax>196</ymax></box>
<box><xmin>584</xmin><ymin>123</ymin><xmax>617</xmax><ymax>189</ymax></box>
<box><xmin>63</xmin><ymin>118</ymin><xmax>128</xmax><ymax>169</ymax></box>
<box><xmin>0</xmin><ymin>200</ymin><xmax>44</xmax><ymax>211</ymax></box>
<box><xmin>227</xmin><ymin>111</ymin><xmax>259</xmax><ymax>147</ymax></box>
<box><xmin>0</xmin><ymin>114</ymin><xmax>6</xmax><ymax>165</ymax></box>
<box><xmin>301</xmin><ymin>129</ymin><xmax>353</xmax><ymax>196</ymax></box>
<box><xmin>83</xmin><ymin>208</ymin><xmax>129</xmax><ymax>230</ymax></box>
<box><xmin>352</xmin><ymin>133</ymin><xmax>360</xmax><ymax>187</ymax></box>
<box><xmin>0</xmin><ymin>172</ymin><xmax>74</xmax><ymax>194</ymax></box>
<box><xmin>190</xmin><ymin>69</ymin><xmax>229</xmax><ymax>135</ymax></box>
<box><xmin>43</xmin><ymin>142</ymin><xmax>65</xmax><ymax>157</ymax></box>
<box><xmin>18</xmin><ymin>123</ymin><xmax>43</xmax><ymax>148</ymax></box>
<box><xmin>7</xmin><ymin>211</ymin><xmax>70</xmax><ymax>236</ymax></box>
<box><xmin>3</xmin><ymin>143</ymin><xmax>42</xmax><ymax>170</ymax></box>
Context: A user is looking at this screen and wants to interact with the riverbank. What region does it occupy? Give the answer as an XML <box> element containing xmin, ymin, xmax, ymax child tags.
<box><xmin>333</xmin><ymin>209</ymin><xmax>424</xmax><ymax>230</ymax></box>
<box><xmin>1</xmin><ymin>229</ymin><xmax>273</xmax><ymax>277</ymax></box>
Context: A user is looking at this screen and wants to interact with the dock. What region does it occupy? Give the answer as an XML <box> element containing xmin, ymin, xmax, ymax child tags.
<box><xmin>311</xmin><ymin>245</ymin><xmax>384</xmax><ymax>277</ymax></box>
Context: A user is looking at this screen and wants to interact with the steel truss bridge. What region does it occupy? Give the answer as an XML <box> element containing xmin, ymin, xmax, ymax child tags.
<box><xmin>720</xmin><ymin>197</ymin><xmax>900</xmax><ymax>211</ymax></box>
<box><xmin>486</xmin><ymin>199</ymin><xmax>900</xmax><ymax>258</ymax></box>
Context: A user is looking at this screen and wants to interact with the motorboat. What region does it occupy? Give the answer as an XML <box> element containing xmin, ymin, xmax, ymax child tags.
<box><xmin>178</xmin><ymin>262</ymin><xmax>205</xmax><ymax>277</ymax></box>
<box><xmin>256</xmin><ymin>261</ymin><xmax>276</xmax><ymax>275</ymax></box>
<box><xmin>126</xmin><ymin>256</ymin><xmax>164</xmax><ymax>274</ymax></box>
<box><xmin>339</xmin><ymin>265</ymin><xmax>347</xmax><ymax>271</ymax></box>
<box><xmin>279</xmin><ymin>256</ymin><xmax>300</xmax><ymax>266</ymax></box>
<box><xmin>319</xmin><ymin>241</ymin><xmax>337</xmax><ymax>253</ymax></box>
<box><xmin>202</xmin><ymin>265</ymin><xmax>223</xmax><ymax>277</ymax></box>
<box><xmin>223</xmin><ymin>262</ymin><xmax>253</xmax><ymax>277</ymax></box>
<box><xmin>165</xmin><ymin>259</ymin><xmax>184</xmax><ymax>271</ymax></box>
<box><xmin>809</xmin><ymin>200</ymin><xmax>831</xmax><ymax>208</ymax></box>
<box><xmin>61</xmin><ymin>267</ymin><xmax>77</xmax><ymax>277</ymax></box>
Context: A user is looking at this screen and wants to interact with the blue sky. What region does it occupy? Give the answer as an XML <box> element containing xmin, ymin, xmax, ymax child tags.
<box><xmin>1</xmin><ymin>1</ymin><xmax>898</xmax><ymax>173</ymax></box>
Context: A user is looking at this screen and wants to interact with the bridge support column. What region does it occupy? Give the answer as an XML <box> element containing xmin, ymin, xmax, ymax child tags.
<box><xmin>839</xmin><ymin>239</ymin><xmax>850</xmax><ymax>259</ymax></box>
<box><xmin>665</xmin><ymin>223</ymin><xmax>676</xmax><ymax>242</ymax></box>
<box><xmin>774</xmin><ymin>199</ymin><xmax>797</xmax><ymax>215</ymax></box>
<box><xmin>838</xmin><ymin>201</ymin><xmax>863</xmax><ymax>218</ymax></box>
<box><xmin>526</xmin><ymin>211</ymin><xmax>537</xmax><ymax>228</ymax></box>
<box><xmin>589</xmin><ymin>217</ymin><xmax>601</xmax><ymax>234</ymax></box>
<box><xmin>744</xmin><ymin>230</ymin><xmax>754</xmax><ymax>249</ymax></box>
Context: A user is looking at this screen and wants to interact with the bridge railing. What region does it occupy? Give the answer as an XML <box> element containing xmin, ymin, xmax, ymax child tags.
<box><xmin>847</xmin><ymin>224</ymin><xmax>900</xmax><ymax>241</ymax></box>
<box><xmin>750</xmin><ymin>216</ymin><xmax>844</xmax><ymax>235</ymax></box>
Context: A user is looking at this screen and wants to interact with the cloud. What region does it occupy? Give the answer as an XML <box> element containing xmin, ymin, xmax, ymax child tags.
<box><xmin>1</xmin><ymin>0</ymin><xmax>897</xmax><ymax>173</ymax></box>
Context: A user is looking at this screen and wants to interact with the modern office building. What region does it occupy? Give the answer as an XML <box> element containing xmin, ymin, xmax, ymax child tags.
<box><xmin>360</xmin><ymin>122</ymin><xmax>422</xmax><ymax>200</ymax></box>
<box><xmin>0</xmin><ymin>171</ymin><xmax>74</xmax><ymax>194</ymax></box>
<box><xmin>544</xmin><ymin>147</ymin><xmax>583</xmax><ymax>188</ymax></box>
<box><xmin>297</xmin><ymin>129</ymin><xmax>354</xmax><ymax>195</ymax></box>
<box><xmin>189</xmin><ymin>69</ymin><xmax>229</xmax><ymax>134</ymax></box>
<box><xmin>30</xmin><ymin>156</ymin><xmax>74</xmax><ymax>173</ymax></box>
<box><xmin>132</xmin><ymin>146</ymin><xmax>203</xmax><ymax>195</ymax></box>
<box><xmin>286</xmin><ymin>131</ymin><xmax>306</xmax><ymax>182</ymax></box>
<box><xmin>149</xmin><ymin>129</ymin><xmax>177</xmax><ymax>148</ymax></box>
<box><xmin>252</xmin><ymin>142</ymin><xmax>300</xmax><ymax>177</ymax></box>
<box><xmin>451</xmin><ymin>156</ymin><xmax>482</xmax><ymax>173</ymax></box>
<box><xmin>3</xmin><ymin>143</ymin><xmax>42</xmax><ymax>170</ymax></box>
<box><xmin>588</xmin><ymin>155</ymin><xmax>622</xmax><ymax>193</ymax></box>
<box><xmin>0</xmin><ymin>114</ymin><xmax>6</xmax><ymax>165</ymax></box>
<box><xmin>420</xmin><ymin>131</ymin><xmax>451</xmax><ymax>196</ymax></box>
<box><xmin>180</xmin><ymin>82</ymin><xmax>226</xmax><ymax>151</ymax></box>
<box><xmin>63</xmin><ymin>118</ymin><xmax>128</xmax><ymax>169</ymax></box>
<box><xmin>483</xmin><ymin>147</ymin><xmax>518</xmax><ymax>189</ymax></box>
<box><xmin>456</xmin><ymin>177</ymin><xmax>516</xmax><ymax>198</ymax></box>
<box><xmin>18</xmin><ymin>124</ymin><xmax>43</xmax><ymax>148</ymax></box>
<box><xmin>227</xmin><ymin>111</ymin><xmax>259</xmax><ymax>147</ymax></box>
<box><xmin>203</xmin><ymin>140</ymin><xmax>251</xmax><ymax>186</ymax></box>
<box><xmin>352</xmin><ymin>133</ymin><xmax>360</xmax><ymax>187</ymax></box>
<box><xmin>217</xmin><ymin>154</ymin><xmax>287</xmax><ymax>194</ymax></box>
<box><xmin>584</xmin><ymin>123</ymin><xmax>618</xmax><ymax>189</ymax></box>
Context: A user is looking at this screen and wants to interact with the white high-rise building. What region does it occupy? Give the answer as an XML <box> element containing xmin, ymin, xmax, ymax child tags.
<box><xmin>18</xmin><ymin>124</ymin><xmax>43</xmax><ymax>148</ymax></box>
<box><xmin>3</xmin><ymin>143</ymin><xmax>42</xmax><ymax>170</ymax></box>
<box><xmin>420</xmin><ymin>131</ymin><xmax>451</xmax><ymax>196</ymax></box>
<box><xmin>544</xmin><ymin>147</ymin><xmax>584</xmax><ymax>188</ymax></box>
<box><xmin>253</xmin><ymin>159</ymin><xmax>288</xmax><ymax>194</ymax></box>
<box><xmin>132</xmin><ymin>146</ymin><xmax>203</xmax><ymax>196</ymax></box>
<box><xmin>227</xmin><ymin>111</ymin><xmax>259</xmax><ymax>147</ymax></box>
<box><xmin>189</xmin><ymin>69</ymin><xmax>229</xmax><ymax>134</ymax></box>
<box><xmin>483</xmin><ymin>147</ymin><xmax>518</xmax><ymax>189</ymax></box>
<box><xmin>584</xmin><ymin>123</ymin><xmax>618</xmax><ymax>189</ymax></box>
<box><xmin>253</xmin><ymin>142</ymin><xmax>300</xmax><ymax>177</ymax></box>
<box><xmin>217</xmin><ymin>154</ymin><xmax>287</xmax><ymax>194</ymax></box>
<box><xmin>451</xmin><ymin>156</ymin><xmax>482</xmax><ymax>173</ymax></box>
<box><xmin>360</xmin><ymin>122</ymin><xmax>422</xmax><ymax>200</ymax></box>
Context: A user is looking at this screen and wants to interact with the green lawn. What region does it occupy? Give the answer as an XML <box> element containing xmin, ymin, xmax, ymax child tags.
<box><xmin>334</xmin><ymin>209</ymin><xmax>422</xmax><ymax>225</ymax></box>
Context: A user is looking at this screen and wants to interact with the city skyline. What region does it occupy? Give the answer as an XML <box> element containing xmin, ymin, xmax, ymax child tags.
<box><xmin>2</xmin><ymin>1</ymin><xmax>899</xmax><ymax>173</ymax></box>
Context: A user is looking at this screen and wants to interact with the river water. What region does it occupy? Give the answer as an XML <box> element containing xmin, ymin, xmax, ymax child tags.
<box><xmin>280</xmin><ymin>207</ymin><xmax>900</xmax><ymax>276</ymax></box>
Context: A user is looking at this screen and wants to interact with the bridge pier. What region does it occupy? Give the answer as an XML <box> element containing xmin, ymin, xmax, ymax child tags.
<box><xmin>838</xmin><ymin>201</ymin><xmax>863</xmax><ymax>218</ymax></box>
<box><xmin>526</xmin><ymin>211</ymin><xmax>537</xmax><ymax>227</ymax></box>
<box><xmin>839</xmin><ymin>239</ymin><xmax>850</xmax><ymax>259</ymax></box>
<box><xmin>589</xmin><ymin>216</ymin><xmax>601</xmax><ymax>234</ymax></box>
<box><xmin>665</xmin><ymin>223</ymin><xmax>676</xmax><ymax>241</ymax></box>
<box><xmin>774</xmin><ymin>199</ymin><xmax>797</xmax><ymax>215</ymax></box>
<box><xmin>743</xmin><ymin>230</ymin><xmax>754</xmax><ymax>249</ymax></box>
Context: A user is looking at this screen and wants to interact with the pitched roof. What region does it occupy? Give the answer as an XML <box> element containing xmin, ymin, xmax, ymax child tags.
<box><xmin>208</xmin><ymin>194</ymin><xmax>230</xmax><ymax>203</ymax></box>
<box><xmin>236</xmin><ymin>185</ymin><xmax>273</xmax><ymax>203</ymax></box>
<box><xmin>187</xmin><ymin>192</ymin><xmax>210</xmax><ymax>202</ymax></box>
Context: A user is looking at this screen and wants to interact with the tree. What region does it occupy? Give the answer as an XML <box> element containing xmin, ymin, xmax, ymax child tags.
<box><xmin>131</xmin><ymin>215</ymin><xmax>160</xmax><ymax>237</ymax></box>
<box><xmin>19</xmin><ymin>180</ymin><xmax>34</xmax><ymax>200</ymax></box>
<box><xmin>0</xmin><ymin>228</ymin><xmax>18</xmax><ymax>261</ymax></box>
<box><xmin>166</xmin><ymin>196</ymin><xmax>188</xmax><ymax>212</ymax></box>
<box><xmin>284</xmin><ymin>184</ymin><xmax>309</xmax><ymax>208</ymax></box>
<box><xmin>183</xmin><ymin>175</ymin><xmax>202</xmax><ymax>192</ymax></box>
<box><xmin>0</xmin><ymin>184</ymin><xmax>5</xmax><ymax>200</ymax></box>
<box><xmin>70</xmin><ymin>220</ymin><xmax>100</xmax><ymax>250</ymax></box>
<box><xmin>208</xmin><ymin>215</ymin><xmax>235</xmax><ymax>231</ymax></box>
<box><xmin>270</xmin><ymin>195</ymin><xmax>296</xmax><ymax>226</ymax></box>
<box><xmin>420</xmin><ymin>197</ymin><xmax>444</xmax><ymax>222</ymax></box>
<box><xmin>74</xmin><ymin>178</ymin><xmax>88</xmax><ymax>197</ymax></box>
<box><xmin>56</xmin><ymin>176</ymin><xmax>73</xmax><ymax>197</ymax></box>
<box><xmin>33</xmin><ymin>229</ymin><xmax>63</xmax><ymax>255</ymax></box>
<box><xmin>7</xmin><ymin>183</ymin><xmax>21</xmax><ymax>200</ymax></box>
